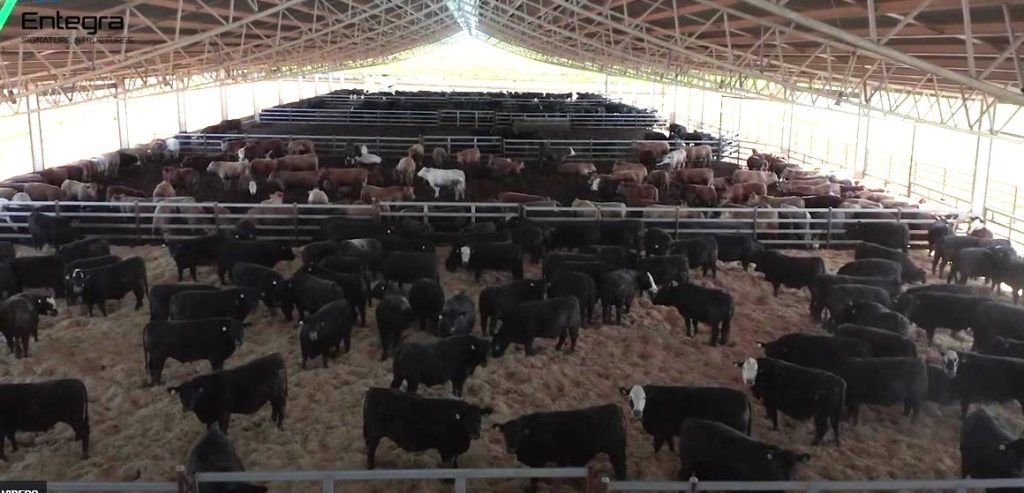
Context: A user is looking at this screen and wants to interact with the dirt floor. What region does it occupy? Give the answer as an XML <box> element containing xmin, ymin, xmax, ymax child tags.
<box><xmin>0</xmin><ymin>244</ymin><xmax>1014</xmax><ymax>492</ymax></box>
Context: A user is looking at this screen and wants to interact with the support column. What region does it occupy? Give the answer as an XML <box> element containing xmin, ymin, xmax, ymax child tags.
<box><xmin>218</xmin><ymin>77</ymin><xmax>229</xmax><ymax>121</ymax></box>
<box><xmin>786</xmin><ymin>100</ymin><xmax>795</xmax><ymax>151</ymax></box>
<box><xmin>277</xmin><ymin>78</ymin><xmax>283</xmax><ymax>106</ymax></box>
<box><xmin>297</xmin><ymin>76</ymin><xmax>305</xmax><ymax>100</ymax></box>
<box><xmin>970</xmin><ymin>134</ymin><xmax>993</xmax><ymax>216</ymax></box>
<box><xmin>175</xmin><ymin>78</ymin><xmax>188</xmax><ymax>132</ymax></box>
<box><xmin>603</xmin><ymin>74</ymin><xmax>609</xmax><ymax>96</ymax></box>
<box><xmin>26</xmin><ymin>92</ymin><xmax>45</xmax><ymax>172</ymax></box>
<box><xmin>861</xmin><ymin>109</ymin><xmax>872</xmax><ymax>178</ymax></box>
<box><xmin>115</xmin><ymin>79</ymin><xmax>130</xmax><ymax>149</ymax></box>
<box><xmin>251</xmin><ymin>80</ymin><xmax>259</xmax><ymax>122</ymax></box>
<box><xmin>906</xmin><ymin>123</ymin><xmax>917</xmax><ymax>197</ymax></box>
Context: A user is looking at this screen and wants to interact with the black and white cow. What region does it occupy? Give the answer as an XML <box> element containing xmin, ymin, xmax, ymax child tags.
<box><xmin>621</xmin><ymin>384</ymin><xmax>751</xmax><ymax>452</ymax></box>
<box><xmin>943</xmin><ymin>351</ymin><xmax>1024</xmax><ymax>419</ymax></box>
<box><xmin>740</xmin><ymin>357</ymin><xmax>845</xmax><ymax>445</ymax></box>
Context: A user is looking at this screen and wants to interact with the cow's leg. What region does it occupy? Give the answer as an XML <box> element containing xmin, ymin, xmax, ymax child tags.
<box><xmin>322</xmin><ymin>353</ymin><xmax>329</xmax><ymax>369</ymax></box>
<box><xmin>0</xmin><ymin>430</ymin><xmax>6</xmax><ymax>461</ymax></box>
<box><xmin>609</xmin><ymin>448</ymin><xmax>627</xmax><ymax>480</ymax></box>
<box><xmin>100</xmin><ymin>302</ymin><xmax>108</xmax><ymax>317</ymax></box>
<box><xmin>176</xmin><ymin>266</ymin><xmax>184</xmax><ymax>282</ymax></box>
<box><xmin>219</xmin><ymin>414</ymin><xmax>231</xmax><ymax>432</ymax></box>
<box><xmin>76</xmin><ymin>418</ymin><xmax>90</xmax><ymax>459</ymax></box>
<box><xmin>768</xmin><ymin>407</ymin><xmax>779</xmax><ymax>430</ymax></box>
<box><xmin>652</xmin><ymin>436</ymin><xmax>665</xmax><ymax>453</ymax></box>
<box><xmin>272</xmin><ymin>395</ymin><xmax>285</xmax><ymax>429</ymax></box>
<box><xmin>812</xmin><ymin>412</ymin><xmax>828</xmax><ymax>445</ymax></box>
<box><xmin>365</xmin><ymin>437</ymin><xmax>380</xmax><ymax>469</ymax></box>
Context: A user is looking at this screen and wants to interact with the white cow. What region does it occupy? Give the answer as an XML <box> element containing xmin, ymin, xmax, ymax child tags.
<box><xmin>658</xmin><ymin>149</ymin><xmax>687</xmax><ymax>171</ymax></box>
<box><xmin>356</xmin><ymin>145</ymin><xmax>382</xmax><ymax>165</ymax></box>
<box><xmin>416</xmin><ymin>167</ymin><xmax>466</xmax><ymax>200</ymax></box>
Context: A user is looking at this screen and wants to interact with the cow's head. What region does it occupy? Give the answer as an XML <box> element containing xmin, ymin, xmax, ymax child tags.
<box><xmin>236</xmin><ymin>148</ymin><xmax>246</xmax><ymax>161</ymax></box>
<box><xmin>439</xmin><ymin>297</ymin><xmax>473</xmax><ymax>336</ymax></box>
<box><xmin>639</xmin><ymin>271</ymin><xmax>659</xmax><ymax>297</ymax></box>
<box><xmin>225</xmin><ymin>320</ymin><xmax>245</xmax><ymax>348</ymax></box>
<box><xmin>40</xmin><ymin>296</ymin><xmax>58</xmax><ymax>316</ymax></box>
<box><xmin>567</xmin><ymin>147</ymin><xmax>576</xmax><ymax>158</ymax></box>
<box><xmin>490</xmin><ymin>328</ymin><xmax>511</xmax><ymax>358</ymax></box>
<box><xmin>620</xmin><ymin>384</ymin><xmax>646</xmax><ymax>418</ymax></box>
<box><xmin>360</xmin><ymin>145</ymin><xmax>369</xmax><ymax>156</ymax></box>
<box><xmin>167</xmin><ymin>380</ymin><xmax>204</xmax><ymax>412</ymax></box>
<box><xmin>277</xmin><ymin>245</ymin><xmax>296</xmax><ymax>261</ymax></box>
<box><xmin>493</xmin><ymin>418</ymin><xmax>525</xmax><ymax>454</ymax></box>
<box><xmin>70</xmin><ymin>268</ymin><xmax>87</xmax><ymax>293</ymax></box>
<box><xmin>740</xmin><ymin>357</ymin><xmax>759</xmax><ymax>386</ymax></box>
<box><xmin>943</xmin><ymin>350</ymin><xmax>960</xmax><ymax>377</ymax></box>
<box><xmin>766</xmin><ymin>448</ymin><xmax>811</xmax><ymax>480</ymax></box>
<box><xmin>588</xmin><ymin>175</ymin><xmax>601</xmax><ymax>192</ymax></box>
<box><xmin>459</xmin><ymin>246</ymin><xmax>472</xmax><ymax>265</ymax></box>
<box><xmin>247</xmin><ymin>179</ymin><xmax>258</xmax><ymax>197</ymax></box>
<box><xmin>453</xmin><ymin>404</ymin><xmax>490</xmax><ymax>439</ymax></box>
<box><xmin>463</xmin><ymin>336</ymin><xmax>491</xmax><ymax>370</ymax></box>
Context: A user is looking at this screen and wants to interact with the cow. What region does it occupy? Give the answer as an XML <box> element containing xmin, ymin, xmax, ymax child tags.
<box><xmin>821</xmin><ymin>284</ymin><xmax>893</xmax><ymax>327</ymax></box>
<box><xmin>620</xmin><ymin>183</ymin><xmax>660</xmax><ymax>207</ymax></box>
<box><xmin>382</xmin><ymin>252</ymin><xmax>437</xmax><ymax>288</ymax></box>
<box><xmin>905</xmin><ymin>292</ymin><xmax>988</xmax><ymax>342</ymax></box>
<box><xmin>437</xmin><ymin>291</ymin><xmax>476</xmax><ymax>336</ymax></box>
<box><xmin>489</xmin><ymin>157</ymin><xmax>526</xmax><ymax>177</ymax></box>
<box><xmin>417</xmin><ymin>168</ymin><xmax>466</xmax><ymax>200</ymax></box>
<box><xmin>69</xmin><ymin>256</ymin><xmax>148</xmax><ymax>317</ymax></box>
<box><xmin>167</xmin><ymin>233</ymin><xmax>226</xmax><ymax>282</ymax></box>
<box><xmin>287</xmin><ymin>139</ymin><xmax>315</xmax><ymax>155</ymax></box>
<box><xmin>216</xmin><ymin>240</ymin><xmax>295</xmax><ymax>284</ymax></box>
<box><xmin>832</xmin><ymin>302</ymin><xmax>912</xmax><ymax>338</ymax></box>
<box><xmin>713</xmin><ymin>234</ymin><xmax>765</xmax><ymax>272</ymax></box>
<box><xmin>947</xmin><ymin>246</ymin><xmax>1005</xmax><ymax>286</ymax></box>
<box><xmin>759</xmin><ymin>333</ymin><xmax>872</xmax><ymax>374</ymax></box>
<box><xmin>143</xmin><ymin>317</ymin><xmax>247</xmax><ymax>385</ymax></box>
<box><xmin>375</xmin><ymin>284</ymin><xmax>414</xmax><ymax>360</ymax></box>
<box><xmin>834</xmin><ymin>324</ymin><xmax>916</xmax><ymax>357</ymax></box>
<box><xmin>621</xmin><ymin>384</ymin><xmax>751</xmax><ymax>452</ymax></box>
<box><xmin>676</xmin><ymin>168</ymin><xmax>715</xmax><ymax>186</ymax></box>
<box><xmin>231</xmin><ymin>262</ymin><xmax>293</xmax><ymax>318</ymax></box>
<box><xmin>56</xmin><ymin>238</ymin><xmax>110</xmax><ymax>264</ymax></box>
<box><xmin>170</xmin><ymin>288</ymin><xmax>257</xmax><ymax>322</ymax></box>
<box><xmin>7</xmin><ymin>255</ymin><xmax>66</xmax><ymax>297</ymax></box>
<box><xmin>150</xmin><ymin>284</ymin><xmax>218</xmax><ymax>321</ymax></box>
<box><xmin>492</xmin><ymin>297</ymin><xmax>581</xmax><ymax>356</ymax></box>
<box><xmin>669</xmin><ymin>237</ymin><xmax>718</xmax><ymax>278</ymax></box>
<box><xmin>944</xmin><ymin>351</ymin><xmax>1024</xmax><ymax>418</ymax></box>
<box><xmin>835</xmin><ymin>357</ymin><xmax>927</xmax><ymax>423</ymax></box>
<box><xmin>960</xmin><ymin>408</ymin><xmax>1024</xmax><ymax>488</ymax></box>
<box><xmin>846</xmin><ymin>223</ymin><xmax>910</xmax><ymax>251</ymax></box>
<box><xmin>408</xmin><ymin>278</ymin><xmax>445</xmax><ymax>334</ymax></box>
<box><xmin>600</xmin><ymin>269</ymin><xmax>657</xmax><ymax>325</ymax></box>
<box><xmin>740</xmin><ymin>357</ymin><xmax>844</xmax><ymax>445</ymax></box>
<box><xmin>186</xmin><ymin>424</ymin><xmax>267</xmax><ymax>493</ymax></box>
<box><xmin>298</xmin><ymin>299</ymin><xmax>354</xmax><ymax>369</ymax></box>
<box><xmin>167</xmin><ymin>353</ymin><xmax>287</xmax><ymax>432</ymax></box>
<box><xmin>478</xmin><ymin>279</ymin><xmax>546</xmax><ymax>336</ymax></box>
<box><xmin>754</xmin><ymin>251</ymin><xmax>825</xmax><ymax>296</ymax></box>
<box><xmin>677</xmin><ymin>418</ymin><xmax>810</xmax><ymax>485</ymax></box>
<box><xmin>289</xmin><ymin>272</ymin><xmax>344</xmax><ymax>322</ymax></box>
<box><xmin>391</xmin><ymin>335</ymin><xmax>489</xmax><ymax>396</ymax></box>
<box><xmin>0</xmin><ymin>379</ymin><xmax>89</xmax><ymax>460</ymax></box>
<box><xmin>495</xmin><ymin>404</ymin><xmax>626</xmax><ymax>489</ymax></box>
<box><xmin>652</xmin><ymin>284</ymin><xmax>734</xmax><ymax>346</ymax></box>
<box><xmin>979</xmin><ymin>337</ymin><xmax>1024</xmax><ymax>360</ymax></box>
<box><xmin>720</xmin><ymin>183</ymin><xmax>767</xmax><ymax>204</ymax></box>
<box><xmin>206</xmin><ymin>161</ymin><xmax>251</xmax><ymax>191</ymax></box>
<box><xmin>446</xmin><ymin>242</ymin><xmax>522</xmax><ymax>281</ymax></box>
<box><xmin>363</xmin><ymin>387</ymin><xmax>491</xmax><ymax>469</ymax></box>
<box><xmin>837</xmin><ymin>258</ymin><xmax>903</xmax><ymax>282</ymax></box>
<box><xmin>320</xmin><ymin>168</ymin><xmax>369</xmax><ymax>193</ymax></box>
<box><xmin>810</xmin><ymin>274</ymin><xmax>901</xmax><ymax>320</ymax></box>
<box><xmin>27</xmin><ymin>212</ymin><xmax>77</xmax><ymax>250</ymax></box>
<box><xmin>453</xmin><ymin>148</ymin><xmax>481</xmax><ymax>166</ymax></box>
<box><xmin>0</xmin><ymin>295</ymin><xmax>42</xmax><ymax>358</ymax></box>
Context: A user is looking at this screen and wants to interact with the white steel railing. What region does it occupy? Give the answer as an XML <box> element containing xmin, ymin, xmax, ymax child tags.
<box><xmin>257</xmin><ymin>108</ymin><xmax>664</xmax><ymax>128</ymax></box>
<box><xmin>602</xmin><ymin>476</ymin><xmax>1024</xmax><ymax>493</ymax></box>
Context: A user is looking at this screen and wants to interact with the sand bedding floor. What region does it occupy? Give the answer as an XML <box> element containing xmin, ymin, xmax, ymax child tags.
<box><xmin>0</xmin><ymin>244</ymin><xmax>1016</xmax><ymax>492</ymax></box>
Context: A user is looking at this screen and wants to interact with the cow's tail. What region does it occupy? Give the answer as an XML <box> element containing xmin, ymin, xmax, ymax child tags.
<box><xmin>745</xmin><ymin>398</ymin><xmax>753</xmax><ymax>436</ymax></box>
<box><xmin>142</xmin><ymin>327</ymin><xmax>150</xmax><ymax>370</ymax></box>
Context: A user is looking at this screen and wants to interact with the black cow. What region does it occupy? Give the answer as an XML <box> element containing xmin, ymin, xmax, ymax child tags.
<box><xmin>11</xmin><ymin>292</ymin><xmax>56</xmax><ymax>342</ymax></box>
<box><xmin>979</xmin><ymin>337</ymin><xmax>1024</xmax><ymax>360</ymax></box>
<box><xmin>846</xmin><ymin>223</ymin><xmax>910</xmax><ymax>251</ymax></box>
<box><xmin>508</xmin><ymin>217</ymin><xmax>549</xmax><ymax>264</ymax></box>
<box><xmin>376</xmin><ymin>285</ymin><xmax>414</xmax><ymax>360</ymax></box>
<box><xmin>363</xmin><ymin>388</ymin><xmax>491</xmax><ymax>468</ymax></box>
<box><xmin>186</xmin><ymin>424</ymin><xmax>267</xmax><ymax>493</ymax></box>
<box><xmin>944</xmin><ymin>351</ymin><xmax>1024</xmax><ymax>418</ymax></box>
<box><xmin>479</xmin><ymin>278</ymin><xmax>546</xmax><ymax>336</ymax></box>
<box><xmin>69</xmin><ymin>256</ymin><xmax>148</xmax><ymax>317</ymax></box>
<box><xmin>27</xmin><ymin>212</ymin><xmax>78</xmax><ymax>250</ymax></box>
<box><xmin>298</xmin><ymin>299</ymin><xmax>354</xmax><ymax>369</ymax></box>
<box><xmin>809</xmin><ymin>274</ymin><xmax>900</xmax><ymax>321</ymax></box>
<box><xmin>495</xmin><ymin>404</ymin><xmax>626</xmax><ymax>490</ymax></box>
<box><xmin>927</xmin><ymin>220</ymin><xmax>952</xmax><ymax>255</ymax></box>
<box><xmin>64</xmin><ymin>254</ymin><xmax>120</xmax><ymax>305</ymax></box>
<box><xmin>739</xmin><ymin>357</ymin><xmax>844</xmax><ymax>445</ymax></box>
<box><xmin>638</xmin><ymin>255</ymin><xmax>689</xmax><ymax>287</ymax></box>
<box><xmin>759</xmin><ymin>333</ymin><xmax>871</xmax><ymax>374</ymax></box>
<box><xmin>216</xmin><ymin>240</ymin><xmax>294</xmax><ymax>284</ymax></box>
<box><xmin>0</xmin><ymin>241</ymin><xmax>14</xmax><ymax>262</ymax></box>
<box><xmin>8</xmin><ymin>255</ymin><xmax>65</xmax><ymax>297</ymax></box>
<box><xmin>652</xmin><ymin>284</ymin><xmax>734</xmax><ymax>346</ymax></box>
<box><xmin>167</xmin><ymin>233</ymin><xmax>226</xmax><ymax>282</ymax></box>
<box><xmin>854</xmin><ymin>242</ymin><xmax>926</xmax><ymax>283</ymax></box>
<box><xmin>677</xmin><ymin>418</ymin><xmax>810</xmax><ymax>486</ymax></box>
<box><xmin>547</xmin><ymin>270</ymin><xmax>597</xmax><ymax>324</ymax></box>
<box><xmin>56</xmin><ymin>238</ymin><xmax>110</xmax><ymax>264</ymax></box>
<box><xmin>381</xmin><ymin>235</ymin><xmax>435</xmax><ymax>254</ymax></box>
<box><xmin>439</xmin><ymin>292</ymin><xmax>476</xmax><ymax>336</ymax></box>
<box><xmin>391</xmin><ymin>335</ymin><xmax>490</xmax><ymax>396</ymax></box>
<box><xmin>599</xmin><ymin>220</ymin><xmax>644</xmax><ymax>251</ymax></box>
<box><xmin>600</xmin><ymin>269</ymin><xmax>656</xmax><ymax>325</ymax></box>
<box><xmin>948</xmin><ymin>246</ymin><xmax>1003</xmax><ymax>286</ymax></box>
<box><xmin>0</xmin><ymin>379</ymin><xmax>89</xmax><ymax>460</ymax></box>
<box><xmin>170</xmin><ymin>287</ymin><xmax>257</xmax><ymax>322</ymax></box>
<box><xmin>549</xmin><ymin>222</ymin><xmax>600</xmax><ymax>252</ymax></box>
<box><xmin>289</xmin><ymin>272</ymin><xmax>344</xmax><ymax>322</ymax></box>
<box><xmin>0</xmin><ymin>295</ymin><xmax>39</xmax><ymax>358</ymax></box>
<box><xmin>493</xmin><ymin>297</ymin><xmax>581</xmax><ymax>356</ymax></box>
<box><xmin>754</xmin><ymin>251</ymin><xmax>824</xmax><ymax>296</ymax></box>
<box><xmin>832</xmin><ymin>302</ymin><xmax>912</xmax><ymax>338</ymax></box>
<box><xmin>836</xmin><ymin>357</ymin><xmax>927</xmax><ymax>423</ymax></box>
<box><xmin>231</xmin><ymin>219</ymin><xmax>256</xmax><ymax>241</ymax></box>
<box><xmin>447</xmin><ymin>242</ymin><xmax>523</xmax><ymax>281</ymax></box>
<box><xmin>316</xmin><ymin>256</ymin><xmax>370</xmax><ymax>290</ymax></box>
<box><xmin>712</xmin><ymin>234</ymin><xmax>764</xmax><ymax>271</ymax></box>
<box><xmin>150</xmin><ymin>284</ymin><xmax>218</xmax><ymax>321</ymax></box>
<box><xmin>668</xmin><ymin>236</ymin><xmax>718</xmax><ymax>278</ymax></box>
<box><xmin>905</xmin><ymin>292</ymin><xmax>989</xmax><ymax>342</ymax></box>
<box><xmin>621</xmin><ymin>384</ymin><xmax>751</xmax><ymax>452</ymax></box>
<box><xmin>894</xmin><ymin>283</ymin><xmax>987</xmax><ymax>313</ymax></box>
<box><xmin>167</xmin><ymin>353</ymin><xmax>287</xmax><ymax>432</ymax></box>
<box><xmin>960</xmin><ymin>408</ymin><xmax>1024</xmax><ymax>490</ymax></box>
<box><xmin>837</xmin><ymin>258</ymin><xmax>902</xmax><ymax>282</ymax></box>
<box><xmin>580</xmin><ymin>245</ymin><xmax>639</xmax><ymax>269</ymax></box>
<box><xmin>541</xmin><ymin>252</ymin><xmax>600</xmax><ymax>279</ymax></box>
<box><xmin>382</xmin><ymin>252</ymin><xmax>437</xmax><ymax>287</ymax></box>
<box><xmin>144</xmin><ymin>317</ymin><xmax>247</xmax><ymax>385</ymax></box>
<box><xmin>322</xmin><ymin>217</ymin><xmax>385</xmax><ymax>242</ymax></box>
<box><xmin>300</xmin><ymin>240</ymin><xmax>339</xmax><ymax>265</ymax></box>
<box><xmin>644</xmin><ymin>228</ymin><xmax>672</xmax><ymax>256</ymax></box>
<box><xmin>0</xmin><ymin>262</ymin><xmax>16</xmax><ymax>301</ymax></box>
<box><xmin>821</xmin><ymin>284</ymin><xmax>892</xmax><ymax>328</ymax></box>
<box><xmin>232</xmin><ymin>262</ymin><xmax>293</xmax><ymax>318</ymax></box>
<box><xmin>835</xmin><ymin>324</ymin><xmax>916</xmax><ymax>357</ymax></box>
<box><xmin>409</xmin><ymin>278</ymin><xmax>445</xmax><ymax>334</ymax></box>
<box><xmin>299</xmin><ymin>264</ymin><xmax>367</xmax><ymax>326</ymax></box>
<box><xmin>337</xmin><ymin>238</ymin><xmax>384</xmax><ymax>275</ymax></box>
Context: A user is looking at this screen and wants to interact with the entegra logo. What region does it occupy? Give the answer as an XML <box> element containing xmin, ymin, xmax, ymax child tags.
<box><xmin>0</xmin><ymin>0</ymin><xmax>17</xmax><ymax>32</ymax></box>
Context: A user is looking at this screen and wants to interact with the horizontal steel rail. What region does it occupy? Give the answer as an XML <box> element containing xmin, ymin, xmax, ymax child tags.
<box><xmin>604</xmin><ymin>476</ymin><xmax>1024</xmax><ymax>492</ymax></box>
<box><xmin>257</xmin><ymin>108</ymin><xmax>663</xmax><ymax>128</ymax></box>
<box><xmin>47</xmin><ymin>482</ymin><xmax>178</xmax><ymax>492</ymax></box>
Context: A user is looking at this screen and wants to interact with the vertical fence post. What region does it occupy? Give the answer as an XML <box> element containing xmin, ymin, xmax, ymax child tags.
<box><xmin>292</xmin><ymin>204</ymin><xmax>299</xmax><ymax>241</ymax></box>
<box><xmin>471</xmin><ymin>204</ymin><xmax>476</xmax><ymax>224</ymax></box>
<box><xmin>213</xmin><ymin>203</ymin><xmax>221</xmax><ymax>232</ymax></box>
<box><xmin>321</xmin><ymin>476</ymin><xmax>334</xmax><ymax>493</ymax></box>
<box><xmin>453</xmin><ymin>477</ymin><xmax>467</xmax><ymax>493</ymax></box>
<box><xmin>826</xmin><ymin>207</ymin><xmax>833</xmax><ymax>248</ymax></box>
<box><xmin>134</xmin><ymin>201</ymin><xmax>141</xmax><ymax>242</ymax></box>
<box><xmin>675</xmin><ymin>205</ymin><xmax>681</xmax><ymax>239</ymax></box>
<box><xmin>54</xmin><ymin>200</ymin><xmax>60</xmax><ymax>217</ymax></box>
<box><xmin>175</xmin><ymin>465</ymin><xmax>189</xmax><ymax>493</ymax></box>
<box><xmin>752</xmin><ymin>207</ymin><xmax>759</xmax><ymax>240</ymax></box>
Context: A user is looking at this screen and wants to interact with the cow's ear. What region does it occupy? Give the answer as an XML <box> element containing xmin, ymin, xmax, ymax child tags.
<box><xmin>1000</xmin><ymin>443</ymin><xmax>1008</xmax><ymax>451</ymax></box>
<box><xmin>756</xmin><ymin>341</ymin><xmax>767</xmax><ymax>348</ymax></box>
<box><xmin>618</xmin><ymin>387</ymin><xmax>630</xmax><ymax>396</ymax></box>
<box><xmin>222</xmin><ymin>326</ymin><xmax>227</xmax><ymax>332</ymax></box>
<box><xmin>479</xmin><ymin>407</ymin><xmax>494</xmax><ymax>416</ymax></box>
<box><xmin>732</xmin><ymin>361</ymin><xmax>745</xmax><ymax>367</ymax></box>
<box><xmin>167</xmin><ymin>386</ymin><xmax>178</xmax><ymax>395</ymax></box>
<box><xmin>492</xmin><ymin>423</ymin><xmax>503</xmax><ymax>431</ymax></box>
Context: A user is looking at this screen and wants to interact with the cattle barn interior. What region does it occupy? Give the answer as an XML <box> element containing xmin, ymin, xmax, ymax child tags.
<box><xmin>3</xmin><ymin>1</ymin><xmax>1024</xmax><ymax>492</ymax></box>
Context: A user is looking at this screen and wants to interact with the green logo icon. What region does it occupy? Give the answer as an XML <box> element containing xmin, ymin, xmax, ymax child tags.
<box><xmin>0</xmin><ymin>0</ymin><xmax>17</xmax><ymax>32</ymax></box>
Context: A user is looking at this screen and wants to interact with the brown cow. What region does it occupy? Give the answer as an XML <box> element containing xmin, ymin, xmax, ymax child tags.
<box><xmin>557</xmin><ymin>162</ymin><xmax>597</xmax><ymax>176</ymax></box>
<box><xmin>620</xmin><ymin>183</ymin><xmax>660</xmax><ymax>207</ymax></box>
<box><xmin>269</xmin><ymin>170</ymin><xmax>318</xmax><ymax>190</ymax></box>
<box><xmin>319</xmin><ymin>168</ymin><xmax>369</xmax><ymax>190</ymax></box>
<box><xmin>732</xmin><ymin>170</ymin><xmax>779</xmax><ymax>187</ymax></box>
<box><xmin>612</xmin><ymin>161</ymin><xmax>648</xmax><ymax>179</ymax></box>
<box><xmin>454</xmin><ymin>148</ymin><xmax>481</xmax><ymax>166</ymax></box>
<box><xmin>675</xmin><ymin>168</ymin><xmax>714</xmax><ymax>186</ymax></box>
<box><xmin>395</xmin><ymin>157</ymin><xmax>417</xmax><ymax>185</ymax></box>
<box><xmin>360</xmin><ymin>185</ymin><xmax>414</xmax><ymax>203</ymax></box>
<box><xmin>240</xmin><ymin>139</ymin><xmax>284</xmax><ymax>161</ymax></box>
<box><xmin>748</xmin><ymin>194</ymin><xmax>805</xmax><ymax>208</ymax></box>
<box><xmin>720</xmin><ymin>183</ymin><xmax>767</xmax><ymax>204</ymax></box>
<box><xmin>489</xmin><ymin>157</ymin><xmax>525</xmax><ymax>177</ymax></box>
<box><xmin>162</xmin><ymin>167</ymin><xmax>198</xmax><ymax>192</ymax></box>
<box><xmin>681</xmin><ymin>185</ymin><xmax>718</xmax><ymax>207</ymax></box>
<box><xmin>631</xmin><ymin>141</ymin><xmax>670</xmax><ymax>165</ymax></box>
<box><xmin>287</xmin><ymin>139</ymin><xmax>316</xmax><ymax>155</ymax></box>
<box><xmin>277</xmin><ymin>153</ymin><xmax>318</xmax><ymax>172</ymax></box>
<box><xmin>0</xmin><ymin>188</ymin><xmax>16</xmax><ymax>200</ymax></box>
<box><xmin>60</xmin><ymin>180</ymin><xmax>99</xmax><ymax>201</ymax></box>
<box><xmin>686</xmin><ymin>144</ymin><xmax>714</xmax><ymax>166</ymax></box>
<box><xmin>153</xmin><ymin>181</ymin><xmax>176</xmax><ymax>199</ymax></box>
<box><xmin>221</xmin><ymin>139</ymin><xmax>249</xmax><ymax>154</ymax></box>
<box><xmin>106</xmin><ymin>185</ymin><xmax>146</xmax><ymax>201</ymax></box>
<box><xmin>780</xmin><ymin>182</ymin><xmax>839</xmax><ymax>197</ymax></box>
<box><xmin>23</xmin><ymin>183</ymin><xmax>64</xmax><ymax>201</ymax></box>
<box><xmin>408</xmin><ymin>144</ymin><xmax>425</xmax><ymax>163</ymax></box>
<box><xmin>645</xmin><ymin>169</ymin><xmax>671</xmax><ymax>193</ymax></box>
<box><xmin>781</xmin><ymin>168</ymin><xmax>820</xmax><ymax>180</ymax></box>
<box><xmin>248</xmin><ymin>158</ymin><xmax>278</xmax><ymax>177</ymax></box>
<box><xmin>207</xmin><ymin>161</ymin><xmax>250</xmax><ymax>190</ymax></box>
<box><xmin>497</xmin><ymin>192</ymin><xmax>550</xmax><ymax>203</ymax></box>
<box><xmin>37</xmin><ymin>167</ymin><xmax>69</xmax><ymax>186</ymax></box>
<box><xmin>181</xmin><ymin>154</ymin><xmax>230</xmax><ymax>171</ymax></box>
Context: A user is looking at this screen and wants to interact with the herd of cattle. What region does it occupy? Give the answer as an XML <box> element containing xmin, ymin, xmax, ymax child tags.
<box><xmin>5</xmin><ymin>195</ymin><xmax>1024</xmax><ymax>489</ymax></box>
